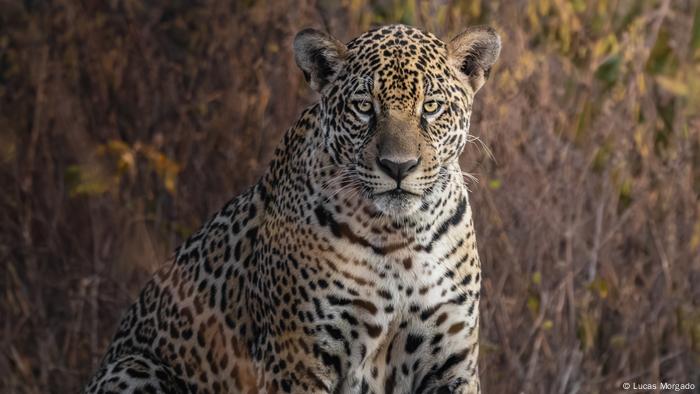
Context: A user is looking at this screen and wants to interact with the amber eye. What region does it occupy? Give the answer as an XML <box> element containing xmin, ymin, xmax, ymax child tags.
<box><xmin>423</xmin><ymin>101</ymin><xmax>441</xmax><ymax>115</ymax></box>
<box><xmin>353</xmin><ymin>100</ymin><xmax>373</xmax><ymax>115</ymax></box>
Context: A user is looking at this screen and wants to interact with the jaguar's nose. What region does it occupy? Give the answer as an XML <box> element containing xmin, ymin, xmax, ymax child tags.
<box><xmin>377</xmin><ymin>157</ymin><xmax>420</xmax><ymax>184</ymax></box>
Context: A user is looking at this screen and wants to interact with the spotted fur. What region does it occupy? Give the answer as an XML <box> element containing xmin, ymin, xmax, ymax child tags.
<box><xmin>84</xmin><ymin>24</ymin><xmax>501</xmax><ymax>394</ymax></box>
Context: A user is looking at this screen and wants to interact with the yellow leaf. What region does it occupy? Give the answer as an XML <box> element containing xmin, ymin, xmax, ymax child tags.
<box><xmin>469</xmin><ymin>0</ymin><xmax>481</xmax><ymax>18</ymax></box>
<box><xmin>588</xmin><ymin>277</ymin><xmax>609</xmax><ymax>299</ymax></box>
<box><xmin>578</xmin><ymin>312</ymin><xmax>599</xmax><ymax>352</ymax></box>
<box><xmin>527</xmin><ymin>295</ymin><xmax>540</xmax><ymax>315</ymax></box>
<box><xmin>527</xmin><ymin>2</ymin><xmax>541</xmax><ymax>32</ymax></box>
<box><xmin>117</xmin><ymin>150</ymin><xmax>135</xmax><ymax>176</ymax></box>
<box><xmin>106</xmin><ymin>139</ymin><xmax>130</xmax><ymax>155</ymax></box>
<box><xmin>164</xmin><ymin>172</ymin><xmax>177</xmax><ymax>194</ymax></box>
<box><xmin>691</xmin><ymin>219</ymin><xmax>700</xmax><ymax>251</ymax></box>
<box><xmin>610</xmin><ymin>334</ymin><xmax>626</xmax><ymax>348</ymax></box>
<box><xmin>634</xmin><ymin>125</ymin><xmax>650</xmax><ymax>159</ymax></box>
<box><xmin>655</xmin><ymin>75</ymin><xmax>689</xmax><ymax>96</ymax></box>
<box><xmin>636</xmin><ymin>72</ymin><xmax>646</xmax><ymax>95</ymax></box>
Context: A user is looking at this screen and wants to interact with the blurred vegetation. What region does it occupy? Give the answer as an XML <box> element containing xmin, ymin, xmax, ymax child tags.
<box><xmin>1</xmin><ymin>0</ymin><xmax>699</xmax><ymax>392</ymax></box>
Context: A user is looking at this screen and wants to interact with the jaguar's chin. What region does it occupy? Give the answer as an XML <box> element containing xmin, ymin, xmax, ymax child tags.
<box><xmin>372</xmin><ymin>189</ymin><xmax>424</xmax><ymax>217</ymax></box>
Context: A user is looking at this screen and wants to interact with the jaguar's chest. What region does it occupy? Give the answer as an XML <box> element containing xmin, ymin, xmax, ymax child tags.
<box><xmin>316</xmin><ymin>240</ymin><xmax>478</xmax><ymax>328</ymax></box>
<box><xmin>252</xmin><ymin>193</ymin><xmax>481</xmax><ymax>390</ymax></box>
<box><xmin>292</xmin><ymin>231</ymin><xmax>480</xmax><ymax>391</ymax></box>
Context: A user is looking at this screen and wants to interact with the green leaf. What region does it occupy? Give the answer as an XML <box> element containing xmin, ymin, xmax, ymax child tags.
<box><xmin>575</xmin><ymin>98</ymin><xmax>594</xmax><ymax>142</ymax></box>
<box><xmin>592</xmin><ymin>141</ymin><xmax>612</xmax><ymax>173</ymax></box>
<box><xmin>595</xmin><ymin>54</ymin><xmax>621</xmax><ymax>85</ymax></box>
<box><xmin>646</xmin><ymin>29</ymin><xmax>678</xmax><ymax>75</ymax></box>
<box><xmin>691</xmin><ymin>2</ymin><xmax>700</xmax><ymax>52</ymax></box>
<box><xmin>618</xmin><ymin>178</ymin><xmax>633</xmax><ymax>211</ymax></box>
<box><xmin>65</xmin><ymin>164</ymin><xmax>110</xmax><ymax>197</ymax></box>
<box><xmin>398</xmin><ymin>0</ymin><xmax>415</xmax><ymax>25</ymax></box>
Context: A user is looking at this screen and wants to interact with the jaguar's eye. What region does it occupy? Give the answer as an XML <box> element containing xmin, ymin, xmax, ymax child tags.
<box><xmin>353</xmin><ymin>100</ymin><xmax>373</xmax><ymax>115</ymax></box>
<box><xmin>423</xmin><ymin>101</ymin><xmax>442</xmax><ymax>115</ymax></box>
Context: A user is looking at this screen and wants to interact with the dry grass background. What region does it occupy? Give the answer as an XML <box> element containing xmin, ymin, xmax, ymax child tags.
<box><xmin>1</xmin><ymin>0</ymin><xmax>700</xmax><ymax>392</ymax></box>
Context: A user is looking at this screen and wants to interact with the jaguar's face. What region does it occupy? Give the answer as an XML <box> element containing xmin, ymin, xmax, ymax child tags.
<box><xmin>327</xmin><ymin>68</ymin><xmax>468</xmax><ymax>217</ymax></box>
<box><xmin>294</xmin><ymin>25</ymin><xmax>500</xmax><ymax>217</ymax></box>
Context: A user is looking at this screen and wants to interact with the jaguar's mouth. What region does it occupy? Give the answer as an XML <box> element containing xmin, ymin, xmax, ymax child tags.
<box><xmin>371</xmin><ymin>187</ymin><xmax>423</xmax><ymax>216</ymax></box>
<box><xmin>375</xmin><ymin>188</ymin><xmax>422</xmax><ymax>198</ymax></box>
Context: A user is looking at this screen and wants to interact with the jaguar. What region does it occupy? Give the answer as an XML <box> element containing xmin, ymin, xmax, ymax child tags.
<box><xmin>84</xmin><ymin>23</ymin><xmax>501</xmax><ymax>394</ymax></box>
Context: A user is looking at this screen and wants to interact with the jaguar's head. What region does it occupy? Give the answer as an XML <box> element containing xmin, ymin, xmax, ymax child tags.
<box><xmin>294</xmin><ymin>24</ymin><xmax>500</xmax><ymax>218</ymax></box>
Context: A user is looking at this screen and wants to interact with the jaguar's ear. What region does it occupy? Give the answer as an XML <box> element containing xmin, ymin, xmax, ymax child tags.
<box><xmin>294</xmin><ymin>28</ymin><xmax>347</xmax><ymax>93</ymax></box>
<box><xmin>448</xmin><ymin>26</ymin><xmax>501</xmax><ymax>93</ymax></box>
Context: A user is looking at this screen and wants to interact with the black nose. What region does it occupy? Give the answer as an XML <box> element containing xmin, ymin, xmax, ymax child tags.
<box><xmin>377</xmin><ymin>157</ymin><xmax>420</xmax><ymax>183</ymax></box>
